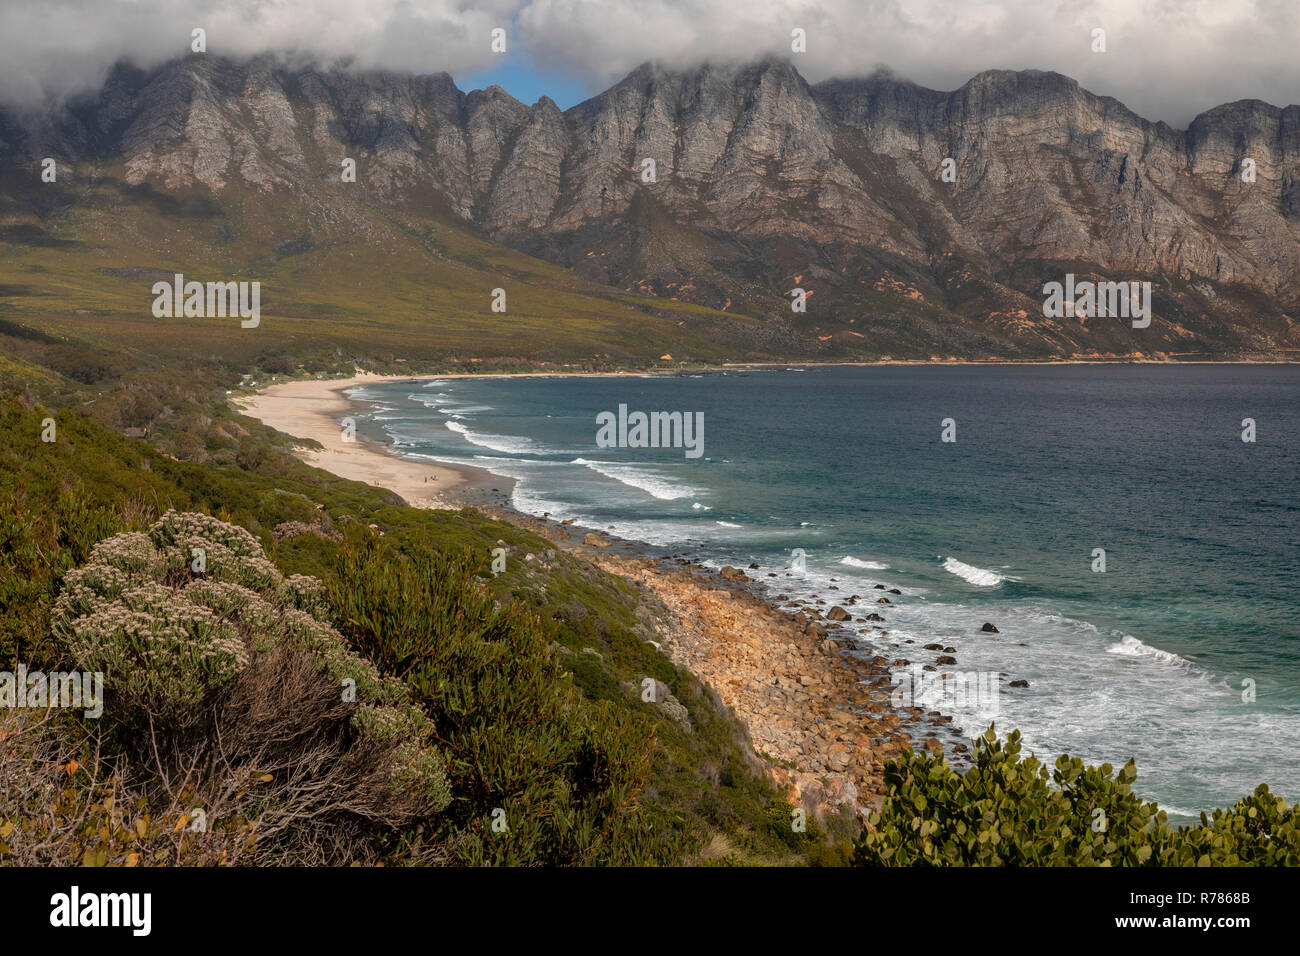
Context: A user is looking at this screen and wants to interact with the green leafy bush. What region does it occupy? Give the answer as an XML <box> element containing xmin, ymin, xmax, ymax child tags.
<box><xmin>855</xmin><ymin>727</ymin><xmax>1300</xmax><ymax>866</ymax></box>
<box><xmin>328</xmin><ymin>531</ymin><xmax>683</xmax><ymax>865</ymax></box>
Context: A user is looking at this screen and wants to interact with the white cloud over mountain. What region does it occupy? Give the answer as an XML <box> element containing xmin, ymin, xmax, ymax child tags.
<box><xmin>1</xmin><ymin>0</ymin><xmax>1296</xmax><ymax>125</ymax></box>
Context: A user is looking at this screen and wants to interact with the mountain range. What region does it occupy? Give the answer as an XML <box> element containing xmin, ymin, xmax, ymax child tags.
<box><xmin>3</xmin><ymin>53</ymin><xmax>1300</xmax><ymax>362</ymax></box>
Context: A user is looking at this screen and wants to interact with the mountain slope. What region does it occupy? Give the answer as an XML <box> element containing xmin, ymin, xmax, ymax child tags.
<box><xmin>2</xmin><ymin>54</ymin><xmax>1300</xmax><ymax>361</ymax></box>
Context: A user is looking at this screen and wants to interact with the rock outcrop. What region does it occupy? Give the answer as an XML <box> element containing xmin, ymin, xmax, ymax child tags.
<box><xmin>4</xmin><ymin>54</ymin><xmax>1299</xmax><ymax>358</ymax></box>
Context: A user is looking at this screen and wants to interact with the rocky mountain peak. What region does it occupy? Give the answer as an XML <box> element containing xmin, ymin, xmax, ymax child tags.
<box><xmin>4</xmin><ymin>54</ymin><xmax>1300</xmax><ymax>359</ymax></box>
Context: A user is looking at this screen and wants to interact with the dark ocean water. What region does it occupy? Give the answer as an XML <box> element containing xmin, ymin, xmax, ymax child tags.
<box><xmin>350</xmin><ymin>365</ymin><xmax>1300</xmax><ymax>819</ymax></box>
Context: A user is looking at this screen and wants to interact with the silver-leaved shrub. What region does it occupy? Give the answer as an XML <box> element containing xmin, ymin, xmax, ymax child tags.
<box><xmin>52</xmin><ymin>510</ymin><xmax>450</xmax><ymax>814</ymax></box>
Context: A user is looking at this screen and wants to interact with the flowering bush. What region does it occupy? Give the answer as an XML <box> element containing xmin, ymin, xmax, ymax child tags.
<box><xmin>51</xmin><ymin>510</ymin><xmax>450</xmax><ymax>816</ymax></box>
<box><xmin>66</xmin><ymin>581</ymin><xmax>249</xmax><ymax>711</ymax></box>
<box><xmin>150</xmin><ymin>510</ymin><xmax>282</xmax><ymax>590</ymax></box>
<box><xmin>273</xmin><ymin>520</ymin><xmax>343</xmax><ymax>543</ymax></box>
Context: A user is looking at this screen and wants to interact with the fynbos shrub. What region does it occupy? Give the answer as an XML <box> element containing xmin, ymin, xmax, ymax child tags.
<box><xmin>51</xmin><ymin>510</ymin><xmax>450</xmax><ymax>817</ymax></box>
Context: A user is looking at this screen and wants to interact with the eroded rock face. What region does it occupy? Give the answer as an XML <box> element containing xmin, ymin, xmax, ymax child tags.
<box><xmin>5</xmin><ymin>55</ymin><xmax>1300</xmax><ymax>357</ymax></box>
<box><xmin>829</xmin><ymin>70</ymin><xmax>1300</xmax><ymax>295</ymax></box>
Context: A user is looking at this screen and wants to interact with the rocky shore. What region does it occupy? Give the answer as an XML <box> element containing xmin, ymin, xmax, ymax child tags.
<box><xmin>483</xmin><ymin>507</ymin><xmax>963</xmax><ymax>823</ymax></box>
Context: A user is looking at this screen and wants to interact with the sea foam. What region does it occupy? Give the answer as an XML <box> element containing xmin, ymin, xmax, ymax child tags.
<box><xmin>942</xmin><ymin>557</ymin><xmax>1008</xmax><ymax>587</ymax></box>
<box><xmin>841</xmin><ymin>556</ymin><xmax>890</xmax><ymax>570</ymax></box>
<box><xmin>445</xmin><ymin>420</ymin><xmax>539</xmax><ymax>455</ymax></box>
<box><xmin>572</xmin><ymin>458</ymin><xmax>697</xmax><ymax>501</ymax></box>
<box><xmin>1106</xmin><ymin>635</ymin><xmax>1199</xmax><ymax>670</ymax></box>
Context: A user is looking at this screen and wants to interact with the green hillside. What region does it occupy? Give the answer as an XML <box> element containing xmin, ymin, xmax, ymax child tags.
<box><xmin>0</xmin><ymin>392</ymin><xmax>834</xmax><ymax>865</ymax></box>
<box><xmin>0</xmin><ymin>168</ymin><xmax>762</xmax><ymax>380</ymax></box>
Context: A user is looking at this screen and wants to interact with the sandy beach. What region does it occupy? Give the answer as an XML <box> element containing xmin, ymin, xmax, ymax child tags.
<box><xmin>234</xmin><ymin>372</ymin><xmax>501</xmax><ymax>508</ymax></box>
<box><xmin>233</xmin><ymin>369</ymin><xmax>672</xmax><ymax>508</ymax></box>
<box><xmin>228</xmin><ymin>363</ymin><xmax>1009</xmax><ymax>511</ymax></box>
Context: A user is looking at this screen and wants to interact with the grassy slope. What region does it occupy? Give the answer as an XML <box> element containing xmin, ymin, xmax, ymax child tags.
<box><xmin>0</xmin><ymin>169</ymin><xmax>758</xmax><ymax>372</ymax></box>
<box><xmin>0</xmin><ymin>393</ymin><xmax>813</xmax><ymax>864</ymax></box>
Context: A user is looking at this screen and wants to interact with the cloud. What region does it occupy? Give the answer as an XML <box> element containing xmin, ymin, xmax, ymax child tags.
<box><xmin>0</xmin><ymin>0</ymin><xmax>516</xmax><ymax>106</ymax></box>
<box><xmin>1</xmin><ymin>0</ymin><xmax>1297</xmax><ymax>125</ymax></box>
<box><xmin>517</xmin><ymin>0</ymin><xmax>1300</xmax><ymax>125</ymax></box>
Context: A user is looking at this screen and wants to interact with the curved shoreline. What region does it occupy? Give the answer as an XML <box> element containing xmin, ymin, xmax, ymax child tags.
<box><xmin>236</xmin><ymin>370</ymin><xmax>967</xmax><ymax>819</ymax></box>
<box><xmin>233</xmin><ymin>373</ymin><xmax>511</xmax><ymax>509</ymax></box>
<box><xmin>232</xmin><ymin>370</ymin><xmax>681</xmax><ymax>508</ymax></box>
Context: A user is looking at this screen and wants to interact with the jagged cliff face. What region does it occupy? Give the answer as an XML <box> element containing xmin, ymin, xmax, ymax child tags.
<box><xmin>825</xmin><ymin>69</ymin><xmax>1300</xmax><ymax>291</ymax></box>
<box><xmin>3</xmin><ymin>54</ymin><xmax>1299</xmax><ymax>359</ymax></box>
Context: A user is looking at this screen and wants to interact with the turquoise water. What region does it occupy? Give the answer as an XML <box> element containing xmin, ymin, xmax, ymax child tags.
<box><xmin>350</xmin><ymin>365</ymin><xmax>1300</xmax><ymax>820</ymax></box>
